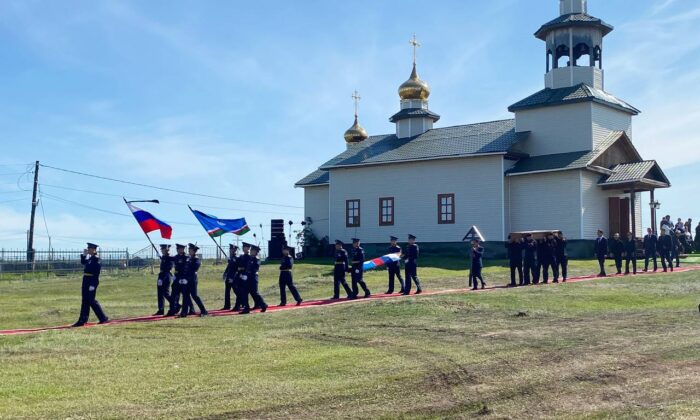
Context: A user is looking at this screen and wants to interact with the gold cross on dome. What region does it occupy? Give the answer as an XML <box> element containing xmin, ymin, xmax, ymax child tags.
<box><xmin>409</xmin><ymin>34</ymin><xmax>421</xmax><ymax>65</ymax></box>
<box><xmin>352</xmin><ymin>90</ymin><xmax>361</xmax><ymax>117</ymax></box>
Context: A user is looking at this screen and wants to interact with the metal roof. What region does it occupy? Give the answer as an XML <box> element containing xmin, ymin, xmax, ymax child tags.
<box><xmin>604</xmin><ymin>161</ymin><xmax>657</xmax><ymax>183</ymax></box>
<box><xmin>319</xmin><ymin>119</ymin><xmax>529</xmax><ymax>170</ymax></box>
<box><xmin>535</xmin><ymin>13</ymin><xmax>614</xmax><ymax>40</ymax></box>
<box><xmin>389</xmin><ymin>108</ymin><xmax>441</xmax><ymax>123</ymax></box>
<box><xmin>294</xmin><ymin>169</ymin><xmax>329</xmax><ymax>187</ymax></box>
<box><xmin>508</xmin><ymin>83</ymin><xmax>640</xmax><ymax>115</ymax></box>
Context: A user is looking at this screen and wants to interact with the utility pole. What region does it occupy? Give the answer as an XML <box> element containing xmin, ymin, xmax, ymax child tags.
<box><xmin>27</xmin><ymin>161</ymin><xmax>39</xmax><ymax>263</ymax></box>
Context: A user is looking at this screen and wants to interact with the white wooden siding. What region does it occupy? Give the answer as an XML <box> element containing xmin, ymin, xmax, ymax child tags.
<box><xmin>591</xmin><ymin>103</ymin><xmax>633</xmax><ymax>146</ymax></box>
<box><xmin>303</xmin><ymin>185</ymin><xmax>330</xmax><ymax>241</ymax></box>
<box><xmin>507</xmin><ymin>170</ymin><xmax>582</xmax><ymax>238</ymax></box>
<box><xmin>514</xmin><ymin>102</ymin><xmax>593</xmax><ymax>156</ymax></box>
<box><xmin>580</xmin><ymin>170</ymin><xmax>637</xmax><ymax>239</ymax></box>
<box><xmin>328</xmin><ymin>156</ymin><xmax>506</xmax><ymax>243</ymax></box>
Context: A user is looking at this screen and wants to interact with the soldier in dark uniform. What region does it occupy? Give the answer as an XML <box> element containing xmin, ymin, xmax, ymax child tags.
<box><xmin>610</xmin><ymin>233</ymin><xmax>624</xmax><ymax>275</ymax></box>
<box><xmin>332</xmin><ymin>240</ymin><xmax>354</xmax><ymax>300</ymax></box>
<box><xmin>671</xmin><ymin>231</ymin><xmax>681</xmax><ymax>268</ymax></box>
<box><xmin>402</xmin><ymin>234</ymin><xmax>423</xmax><ymax>295</ymax></box>
<box><xmin>643</xmin><ymin>228</ymin><xmax>658</xmax><ymax>272</ymax></box>
<box><xmin>624</xmin><ymin>232</ymin><xmax>637</xmax><ymax>275</ymax></box>
<box><xmin>505</xmin><ymin>235</ymin><xmax>523</xmax><ymax>287</ymax></box>
<box><xmin>659</xmin><ymin>230</ymin><xmax>674</xmax><ymax>272</ymax></box>
<box><xmin>386</xmin><ymin>236</ymin><xmax>405</xmax><ymax>294</ymax></box>
<box><xmin>350</xmin><ymin>238</ymin><xmax>371</xmax><ymax>298</ymax></box>
<box><xmin>523</xmin><ymin>233</ymin><xmax>537</xmax><ymax>285</ymax></box>
<box><xmin>469</xmin><ymin>240</ymin><xmax>485</xmax><ymax>290</ymax></box>
<box><xmin>594</xmin><ymin>230</ymin><xmax>609</xmax><ymax>277</ymax></box>
<box><xmin>538</xmin><ymin>235</ymin><xmax>557</xmax><ymax>284</ymax></box>
<box><xmin>241</xmin><ymin>245</ymin><xmax>268</xmax><ymax>313</ymax></box>
<box><xmin>166</xmin><ymin>244</ymin><xmax>188</xmax><ymax>316</ymax></box>
<box><xmin>232</xmin><ymin>243</ymin><xmax>251</xmax><ymax>311</ymax></box>
<box><xmin>279</xmin><ymin>246</ymin><xmax>302</xmax><ymax>306</ymax></box>
<box><xmin>72</xmin><ymin>243</ymin><xmax>109</xmax><ymax>327</ymax></box>
<box><xmin>154</xmin><ymin>244</ymin><xmax>174</xmax><ymax>316</ymax></box>
<box><xmin>554</xmin><ymin>231</ymin><xmax>568</xmax><ymax>282</ymax></box>
<box><xmin>179</xmin><ymin>243</ymin><xmax>208</xmax><ymax>317</ymax></box>
<box><xmin>695</xmin><ymin>222</ymin><xmax>700</xmax><ymax>250</ymax></box>
<box><xmin>221</xmin><ymin>244</ymin><xmax>238</xmax><ymax>310</ymax></box>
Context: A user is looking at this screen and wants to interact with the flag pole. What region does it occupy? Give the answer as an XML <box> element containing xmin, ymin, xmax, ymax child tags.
<box><xmin>123</xmin><ymin>198</ymin><xmax>161</xmax><ymax>258</ymax></box>
<box><xmin>188</xmin><ymin>205</ymin><xmax>228</xmax><ymax>259</ymax></box>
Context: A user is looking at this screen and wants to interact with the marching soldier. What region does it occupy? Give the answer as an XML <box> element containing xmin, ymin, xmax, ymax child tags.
<box><xmin>470</xmin><ymin>239</ymin><xmax>485</xmax><ymax>290</ymax></box>
<box><xmin>179</xmin><ymin>243</ymin><xmax>208</xmax><ymax>317</ymax></box>
<box><xmin>233</xmin><ymin>243</ymin><xmax>252</xmax><ymax>311</ymax></box>
<box><xmin>402</xmin><ymin>234</ymin><xmax>423</xmax><ymax>295</ymax></box>
<box><xmin>523</xmin><ymin>233</ymin><xmax>537</xmax><ymax>285</ymax></box>
<box><xmin>331</xmin><ymin>240</ymin><xmax>354</xmax><ymax>300</ymax></box>
<box><xmin>350</xmin><ymin>238</ymin><xmax>371</xmax><ymax>298</ymax></box>
<box><xmin>643</xmin><ymin>228</ymin><xmax>658</xmax><ymax>272</ymax></box>
<box><xmin>221</xmin><ymin>244</ymin><xmax>238</xmax><ymax>311</ymax></box>
<box><xmin>610</xmin><ymin>233</ymin><xmax>624</xmax><ymax>275</ymax></box>
<box><xmin>505</xmin><ymin>235</ymin><xmax>523</xmax><ymax>287</ymax></box>
<box><xmin>659</xmin><ymin>229</ymin><xmax>674</xmax><ymax>272</ymax></box>
<box><xmin>554</xmin><ymin>231</ymin><xmax>568</xmax><ymax>282</ymax></box>
<box><xmin>72</xmin><ymin>243</ymin><xmax>109</xmax><ymax>327</ymax></box>
<box><xmin>279</xmin><ymin>246</ymin><xmax>302</xmax><ymax>306</ymax></box>
<box><xmin>537</xmin><ymin>235</ymin><xmax>557</xmax><ymax>284</ymax></box>
<box><xmin>154</xmin><ymin>244</ymin><xmax>174</xmax><ymax>316</ymax></box>
<box><xmin>241</xmin><ymin>245</ymin><xmax>268</xmax><ymax>314</ymax></box>
<box><xmin>595</xmin><ymin>230</ymin><xmax>609</xmax><ymax>277</ymax></box>
<box><xmin>386</xmin><ymin>236</ymin><xmax>405</xmax><ymax>294</ymax></box>
<box><xmin>166</xmin><ymin>244</ymin><xmax>189</xmax><ymax>316</ymax></box>
<box><xmin>624</xmin><ymin>232</ymin><xmax>637</xmax><ymax>275</ymax></box>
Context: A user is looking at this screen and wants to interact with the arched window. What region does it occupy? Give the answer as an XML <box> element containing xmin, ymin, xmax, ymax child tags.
<box><xmin>555</xmin><ymin>44</ymin><xmax>570</xmax><ymax>68</ymax></box>
<box><xmin>573</xmin><ymin>43</ymin><xmax>591</xmax><ymax>67</ymax></box>
<box><xmin>546</xmin><ymin>50</ymin><xmax>553</xmax><ymax>72</ymax></box>
<box><xmin>593</xmin><ymin>46</ymin><xmax>602</xmax><ymax>69</ymax></box>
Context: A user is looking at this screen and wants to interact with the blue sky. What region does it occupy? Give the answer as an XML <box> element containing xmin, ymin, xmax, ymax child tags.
<box><xmin>1</xmin><ymin>0</ymin><xmax>699</xmax><ymax>251</ymax></box>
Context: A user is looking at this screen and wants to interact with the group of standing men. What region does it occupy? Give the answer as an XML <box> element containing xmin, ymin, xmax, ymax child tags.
<box><xmin>504</xmin><ymin>231</ymin><xmax>569</xmax><ymax>287</ymax></box>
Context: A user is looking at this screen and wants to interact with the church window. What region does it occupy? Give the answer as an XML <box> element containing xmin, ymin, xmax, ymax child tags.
<box><xmin>573</xmin><ymin>43</ymin><xmax>591</xmax><ymax>66</ymax></box>
<box><xmin>379</xmin><ymin>197</ymin><xmax>395</xmax><ymax>226</ymax></box>
<box><xmin>346</xmin><ymin>199</ymin><xmax>361</xmax><ymax>227</ymax></box>
<box><xmin>438</xmin><ymin>194</ymin><xmax>455</xmax><ymax>224</ymax></box>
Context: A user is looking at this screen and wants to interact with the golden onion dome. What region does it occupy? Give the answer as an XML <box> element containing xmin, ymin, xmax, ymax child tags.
<box><xmin>344</xmin><ymin>116</ymin><xmax>369</xmax><ymax>143</ymax></box>
<box><xmin>398</xmin><ymin>64</ymin><xmax>431</xmax><ymax>100</ymax></box>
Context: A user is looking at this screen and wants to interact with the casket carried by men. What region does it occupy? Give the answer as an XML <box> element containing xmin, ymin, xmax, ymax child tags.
<box><xmin>508</xmin><ymin>230</ymin><xmax>560</xmax><ymax>241</ymax></box>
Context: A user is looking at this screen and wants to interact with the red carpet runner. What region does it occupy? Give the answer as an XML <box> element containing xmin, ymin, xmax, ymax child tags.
<box><xmin>2</xmin><ymin>265</ymin><xmax>699</xmax><ymax>336</ymax></box>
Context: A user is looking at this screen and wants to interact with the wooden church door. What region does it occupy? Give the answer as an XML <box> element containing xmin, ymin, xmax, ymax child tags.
<box><xmin>609</xmin><ymin>197</ymin><xmax>630</xmax><ymax>235</ymax></box>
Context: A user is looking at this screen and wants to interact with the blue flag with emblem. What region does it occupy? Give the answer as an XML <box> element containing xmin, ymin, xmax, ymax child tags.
<box><xmin>189</xmin><ymin>206</ymin><xmax>250</xmax><ymax>237</ymax></box>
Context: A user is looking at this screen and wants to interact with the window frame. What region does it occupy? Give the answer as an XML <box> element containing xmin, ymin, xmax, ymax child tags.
<box><xmin>346</xmin><ymin>199</ymin><xmax>361</xmax><ymax>228</ymax></box>
<box><xmin>437</xmin><ymin>193</ymin><xmax>455</xmax><ymax>225</ymax></box>
<box><xmin>378</xmin><ymin>197</ymin><xmax>395</xmax><ymax>226</ymax></box>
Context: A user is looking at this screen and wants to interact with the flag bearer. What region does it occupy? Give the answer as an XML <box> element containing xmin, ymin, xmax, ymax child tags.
<box><xmin>221</xmin><ymin>244</ymin><xmax>238</xmax><ymax>310</ymax></box>
<box><xmin>240</xmin><ymin>245</ymin><xmax>268</xmax><ymax>314</ymax></box>
<box><xmin>470</xmin><ymin>239</ymin><xmax>486</xmax><ymax>290</ymax></box>
<box><xmin>386</xmin><ymin>236</ymin><xmax>405</xmax><ymax>294</ymax></box>
<box><xmin>402</xmin><ymin>234</ymin><xmax>423</xmax><ymax>295</ymax></box>
<box><xmin>624</xmin><ymin>232</ymin><xmax>637</xmax><ymax>275</ymax></box>
<box><xmin>331</xmin><ymin>240</ymin><xmax>354</xmax><ymax>300</ymax></box>
<box><xmin>279</xmin><ymin>246</ymin><xmax>302</xmax><ymax>306</ymax></box>
<box><xmin>72</xmin><ymin>243</ymin><xmax>109</xmax><ymax>327</ymax></box>
<box><xmin>350</xmin><ymin>238</ymin><xmax>371</xmax><ymax>298</ymax></box>
<box><xmin>166</xmin><ymin>244</ymin><xmax>188</xmax><ymax>316</ymax></box>
<box><xmin>154</xmin><ymin>244</ymin><xmax>174</xmax><ymax>316</ymax></box>
<box><xmin>179</xmin><ymin>243</ymin><xmax>208</xmax><ymax>317</ymax></box>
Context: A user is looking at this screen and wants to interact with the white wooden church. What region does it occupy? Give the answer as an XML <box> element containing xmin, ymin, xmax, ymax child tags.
<box><xmin>295</xmin><ymin>0</ymin><xmax>670</xmax><ymax>248</ymax></box>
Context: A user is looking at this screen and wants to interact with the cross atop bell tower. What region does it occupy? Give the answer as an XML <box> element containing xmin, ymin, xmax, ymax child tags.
<box><xmin>560</xmin><ymin>0</ymin><xmax>587</xmax><ymax>15</ymax></box>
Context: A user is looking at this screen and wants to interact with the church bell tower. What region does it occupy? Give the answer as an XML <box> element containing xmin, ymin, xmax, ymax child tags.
<box><xmin>538</xmin><ymin>0</ymin><xmax>613</xmax><ymax>90</ymax></box>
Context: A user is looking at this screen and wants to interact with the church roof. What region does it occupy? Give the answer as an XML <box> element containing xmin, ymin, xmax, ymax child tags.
<box><xmin>535</xmin><ymin>13</ymin><xmax>614</xmax><ymax>40</ymax></box>
<box><xmin>508</xmin><ymin>83</ymin><xmax>640</xmax><ymax>115</ymax></box>
<box><xmin>294</xmin><ymin>169</ymin><xmax>329</xmax><ymax>187</ymax></box>
<box><xmin>389</xmin><ymin>108</ymin><xmax>441</xmax><ymax>123</ymax></box>
<box><xmin>599</xmin><ymin>161</ymin><xmax>671</xmax><ymax>189</ymax></box>
<box><xmin>317</xmin><ymin>119</ymin><xmax>528</xmax><ymax>170</ymax></box>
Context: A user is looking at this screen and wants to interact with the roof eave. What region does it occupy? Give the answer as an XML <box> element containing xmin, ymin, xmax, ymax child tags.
<box><xmin>508</xmin><ymin>97</ymin><xmax>639</xmax><ymax>115</ymax></box>
<box><xmin>534</xmin><ymin>17</ymin><xmax>614</xmax><ymax>40</ymax></box>
<box><xmin>320</xmin><ymin>152</ymin><xmax>508</xmax><ymax>171</ymax></box>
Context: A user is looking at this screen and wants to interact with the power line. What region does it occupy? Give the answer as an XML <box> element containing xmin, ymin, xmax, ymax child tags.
<box><xmin>38</xmin><ymin>187</ymin><xmax>51</xmax><ymax>240</ymax></box>
<box><xmin>40</xmin><ymin>164</ymin><xmax>303</xmax><ymax>209</ymax></box>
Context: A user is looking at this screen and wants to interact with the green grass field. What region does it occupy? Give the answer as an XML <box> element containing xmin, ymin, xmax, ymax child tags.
<box><xmin>1</xmin><ymin>257</ymin><xmax>699</xmax><ymax>419</ymax></box>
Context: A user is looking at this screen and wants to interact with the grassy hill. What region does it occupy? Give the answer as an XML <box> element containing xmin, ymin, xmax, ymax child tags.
<box><xmin>1</xmin><ymin>258</ymin><xmax>699</xmax><ymax>418</ymax></box>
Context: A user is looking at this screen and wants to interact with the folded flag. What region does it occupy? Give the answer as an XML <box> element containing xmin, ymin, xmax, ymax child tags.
<box><xmin>363</xmin><ymin>253</ymin><xmax>401</xmax><ymax>272</ymax></box>
<box><xmin>189</xmin><ymin>207</ymin><xmax>250</xmax><ymax>237</ymax></box>
<box><xmin>126</xmin><ymin>203</ymin><xmax>172</xmax><ymax>239</ymax></box>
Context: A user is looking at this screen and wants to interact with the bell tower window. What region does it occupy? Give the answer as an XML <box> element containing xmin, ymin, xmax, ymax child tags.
<box><xmin>573</xmin><ymin>43</ymin><xmax>591</xmax><ymax>67</ymax></box>
<box><xmin>555</xmin><ymin>45</ymin><xmax>570</xmax><ymax>68</ymax></box>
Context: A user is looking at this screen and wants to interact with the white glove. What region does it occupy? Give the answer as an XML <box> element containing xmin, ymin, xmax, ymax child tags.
<box><xmin>227</xmin><ymin>279</ymin><xmax>233</xmax><ymax>284</ymax></box>
<box><xmin>355</xmin><ymin>269</ymin><xmax>360</xmax><ymax>274</ymax></box>
<box><xmin>241</xmin><ymin>275</ymin><xmax>248</xmax><ymax>281</ymax></box>
<box><xmin>180</xmin><ymin>279</ymin><xmax>188</xmax><ymax>285</ymax></box>
<box><xmin>157</xmin><ymin>280</ymin><xmax>163</xmax><ymax>286</ymax></box>
<box><xmin>88</xmin><ymin>286</ymin><xmax>95</xmax><ymax>292</ymax></box>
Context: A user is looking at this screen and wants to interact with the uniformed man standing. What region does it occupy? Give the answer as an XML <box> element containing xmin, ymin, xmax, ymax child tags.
<box><xmin>523</xmin><ymin>233</ymin><xmax>537</xmax><ymax>285</ymax></box>
<box><xmin>233</xmin><ymin>243</ymin><xmax>252</xmax><ymax>311</ymax></box>
<box><xmin>610</xmin><ymin>233</ymin><xmax>624</xmax><ymax>275</ymax></box>
<box><xmin>594</xmin><ymin>230</ymin><xmax>609</xmax><ymax>277</ymax></box>
<box><xmin>350</xmin><ymin>238</ymin><xmax>371</xmax><ymax>298</ymax></box>
<box><xmin>331</xmin><ymin>240</ymin><xmax>354</xmax><ymax>300</ymax></box>
<box><xmin>240</xmin><ymin>245</ymin><xmax>268</xmax><ymax>314</ymax></box>
<box><xmin>179</xmin><ymin>243</ymin><xmax>208</xmax><ymax>317</ymax></box>
<box><xmin>402</xmin><ymin>234</ymin><xmax>423</xmax><ymax>295</ymax></box>
<box><xmin>659</xmin><ymin>230</ymin><xmax>674</xmax><ymax>272</ymax></box>
<box><xmin>470</xmin><ymin>239</ymin><xmax>485</xmax><ymax>290</ymax></box>
<box><xmin>624</xmin><ymin>232</ymin><xmax>637</xmax><ymax>275</ymax></box>
<box><xmin>166</xmin><ymin>244</ymin><xmax>188</xmax><ymax>316</ymax></box>
<box><xmin>538</xmin><ymin>235</ymin><xmax>557</xmax><ymax>284</ymax></box>
<box><xmin>671</xmin><ymin>232</ymin><xmax>681</xmax><ymax>268</ymax></box>
<box><xmin>72</xmin><ymin>243</ymin><xmax>109</xmax><ymax>327</ymax></box>
<box><xmin>279</xmin><ymin>245</ymin><xmax>302</xmax><ymax>306</ymax></box>
<box><xmin>154</xmin><ymin>244</ymin><xmax>174</xmax><ymax>316</ymax></box>
<box><xmin>554</xmin><ymin>231</ymin><xmax>568</xmax><ymax>282</ymax></box>
<box><xmin>221</xmin><ymin>244</ymin><xmax>238</xmax><ymax>311</ymax></box>
<box><xmin>643</xmin><ymin>228</ymin><xmax>658</xmax><ymax>272</ymax></box>
<box><xmin>505</xmin><ymin>235</ymin><xmax>523</xmax><ymax>287</ymax></box>
<box><xmin>386</xmin><ymin>236</ymin><xmax>405</xmax><ymax>294</ymax></box>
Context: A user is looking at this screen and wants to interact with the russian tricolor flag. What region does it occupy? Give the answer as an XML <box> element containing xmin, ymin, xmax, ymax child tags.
<box><xmin>363</xmin><ymin>253</ymin><xmax>401</xmax><ymax>272</ymax></box>
<box><xmin>127</xmin><ymin>203</ymin><xmax>172</xmax><ymax>239</ymax></box>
